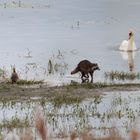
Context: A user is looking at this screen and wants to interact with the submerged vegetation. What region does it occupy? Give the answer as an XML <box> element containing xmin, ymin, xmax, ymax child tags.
<box><xmin>0</xmin><ymin>79</ymin><xmax>139</xmax><ymax>139</ymax></box>
<box><xmin>2</xmin><ymin>105</ymin><xmax>140</xmax><ymax>140</ymax></box>
<box><xmin>0</xmin><ymin>116</ymin><xmax>30</xmax><ymax>129</ymax></box>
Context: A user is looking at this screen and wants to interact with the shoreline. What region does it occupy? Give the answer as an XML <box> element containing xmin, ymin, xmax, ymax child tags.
<box><xmin>0</xmin><ymin>82</ymin><xmax>139</xmax><ymax>99</ymax></box>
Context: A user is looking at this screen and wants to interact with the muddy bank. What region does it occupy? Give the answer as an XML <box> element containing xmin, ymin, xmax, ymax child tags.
<box><xmin>0</xmin><ymin>82</ymin><xmax>140</xmax><ymax>100</ymax></box>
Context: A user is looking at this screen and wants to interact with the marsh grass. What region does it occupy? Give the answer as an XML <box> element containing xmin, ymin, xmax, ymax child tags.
<box><xmin>2</xmin><ymin>79</ymin><xmax>43</xmax><ymax>85</ymax></box>
<box><xmin>16</xmin><ymin>80</ymin><xmax>43</xmax><ymax>85</ymax></box>
<box><xmin>33</xmin><ymin>107</ymin><xmax>140</xmax><ymax>140</ymax></box>
<box><xmin>3</xmin><ymin>106</ymin><xmax>140</xmax><ymax>140</ymax></box>
<box><xmin>105</xmin><ymin>71</ymin><xmax>140</xmax><ymax>81</ymax></box>
<box><xmin>1</xmin><ymin>93</ymin><xmax>140</xmax><ymax>139</ymax></box>
<box><xmin>68</xmin><ymin>80</ymin><xmax>140</xmax><ymax>89</ymax></box>
<box><xmin>0</xmin><ymin>84</ymin><xmax>11</xmax><ymax>91</ymax></box>
<box><xmin>0</xmin><ymin>116</ymin><xmax>30</xmax><ymax>129</ymax></box>
<box><xmin>69</xmin><ymin>81</ymin><xmax>108</xmax><ymax>89</ymax></box>
<box><xmin>48</xmin><ymin>92</ymin><xmax>83</xmax><ymax>106</ymax></box>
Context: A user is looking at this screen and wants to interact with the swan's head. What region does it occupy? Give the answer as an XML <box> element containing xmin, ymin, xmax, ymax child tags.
<box><xmin>128</xmin><ymin>31</ymin><xmax>134</xmax><ymax>39</ymax></box>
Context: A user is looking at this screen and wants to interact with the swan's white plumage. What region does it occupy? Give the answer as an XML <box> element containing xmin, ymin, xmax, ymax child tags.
<box><xmin>119</xmin><ymin>40</ymin><xmax>129</xmax><ymax>51</ymax></box>
<box><xmin>120</xmin><ymin>51</ymin><xmax>135</xmax><ymax>60</ymax></box>
<box><xmin>119</xmin><ymin>32</ymin><xmax>137</xmax><ymax>51</ymax></box>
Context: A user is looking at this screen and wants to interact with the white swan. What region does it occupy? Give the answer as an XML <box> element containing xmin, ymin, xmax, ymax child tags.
<box><xmin>119</xmin><ymin>31</ymin><xmax>137</xmax><ymax>51</ymax></box>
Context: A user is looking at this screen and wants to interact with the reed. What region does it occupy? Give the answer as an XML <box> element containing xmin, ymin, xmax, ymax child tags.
<box><xmin>3</xmin><ymin>106</ymin><xmax>140</xmax><ymax>140</ymax></box>
<box><xmin>105</xmin><ymin>71</ymin><xmax>140</xmax><ymax>81</ymax></box>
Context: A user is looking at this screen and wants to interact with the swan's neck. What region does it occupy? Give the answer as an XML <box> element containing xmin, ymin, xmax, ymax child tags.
<box><xmin>128</xmin><ymin>36</ymin><xmax>134</xmax><ymax>50</ymax></box>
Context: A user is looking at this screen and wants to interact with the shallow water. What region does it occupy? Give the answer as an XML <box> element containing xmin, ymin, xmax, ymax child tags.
<box><xmin>0</xmin><ymin>0</ymin><xmax>140</xmax><ymax>85</ymax></box>
<box><xmin>1</xmin><ymin>90</ymin><xmax>140</xmax><ymax>139</ymax></box>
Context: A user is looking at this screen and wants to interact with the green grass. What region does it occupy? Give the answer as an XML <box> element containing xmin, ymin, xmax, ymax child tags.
<box><xmin>48</xmin><ymin>92</ymin><xmax>83</xmax><ymax>106</ymax></box>
<box><xmin>0</xmin><ymin>84</ymin><xmax>11</xmax><ymax>91</ymax></box>
<box><xmin>67</xmin><ymin>80</ymin><xmax>140</xmax><ymax>90</ymax></box>
<box><xmin>69</xmin><ymin>81</ymin><xmax>107</xmax><ymax>89</ymax></box>
<box><xmin>16</xmin><ymin>79</ymin><xmax>43</xmax><ymax>85</ymax></box>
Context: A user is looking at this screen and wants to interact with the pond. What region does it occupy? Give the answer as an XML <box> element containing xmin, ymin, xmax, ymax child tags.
<box><xmin>1</xmin><ymin>90</ymin><xmax>140</xmax><ymax>139</ymax></box>
<box><xmin>0</xmin><ymin>0</ymin><xmax>140</xmax><ymax>85</ymax></box>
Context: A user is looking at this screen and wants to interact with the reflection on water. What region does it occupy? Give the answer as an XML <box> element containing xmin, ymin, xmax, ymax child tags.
<box><xmin>120</xmin><ymin>51</ymin><xmax>136</xmax><ymax>72</ymax></box>
<box><xmin>0</xmin><ymin>91</ymin><xmax>140</xmax><ymax>138</ymax></box>
<box><xmin>47</xmin><ymin>50</ymin><xmax>68</xmax><ymax>76</ymax></box>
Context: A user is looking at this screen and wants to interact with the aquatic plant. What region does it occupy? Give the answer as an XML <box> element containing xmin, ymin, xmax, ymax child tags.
<box><xmin>48</xmin><ymin>59</ymin><xmax>53</xmax><ymax>74</ymax></box>
<box><xmin>3</xmin><ymin>106</ymin><xmax>140</xmax><ymax>140</ymax></box>
<box><xmin>0</xmin><ymin>115</ymin><xmax>30</xmax><ymax>129</ymax></box>
<box><xmin>48</xmin><ymin>92</ymin><xmax>83</xmax><ymax>106</ymax></box>
<box><xmin>47</xmin><ymin>50</ymin><xmax>68</xmax><ymax>75</ymax></box>
<box><xmin>105</xmin><ymin>71</ymin><xmax>140</xmax><ymax>81</ymax></box>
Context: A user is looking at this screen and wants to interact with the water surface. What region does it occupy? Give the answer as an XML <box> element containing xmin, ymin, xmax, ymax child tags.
<box><xmin>0</xmin><ymin>0</ymin><xmax>140</xmax><ymax>84</ymax></box>
<box><xmin>1</xmin><ymin>90</ymin><xmax>140</xmax><ymax>139</ymax></box>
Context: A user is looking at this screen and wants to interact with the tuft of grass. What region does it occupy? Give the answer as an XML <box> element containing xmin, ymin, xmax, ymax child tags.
<box><xmin>48</xmin><ymin>92</ymin><xmax>83</xmax><ymax>106</ymax></box>
<box><xmin>0</xmin><ymin>84</ymin><xmax>11</xmax><ymax>91</ymax></box>
<box><xmin>69</xmin><ymin>81</ymin><xmax>109</xmax><ymax>89</ymax></box>
<box><xmin>16</xmin><ymin>80</ymin><xmax>43</xmax><ymax>85</ymax></box>
<box><xmin>0</xmin><ymin>116</ymin><xmax>30</xmax><ymax>129</ymax></box>
<box><xmin>105</xmin><ymin>71</ymin><xmax>140</xmax><ymax>81</ymax></box>
<box><xmin>67</xmin><ymin>80</ymin><xmax>140</xmax><ymax>91</ymax></box>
